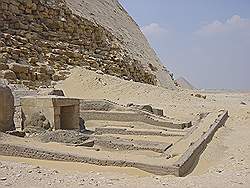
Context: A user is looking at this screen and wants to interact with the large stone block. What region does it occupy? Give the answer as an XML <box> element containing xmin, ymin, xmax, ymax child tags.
<box><xmin>2</xmin><ymin>70</ymin><xmax>17</xmax><ymax>80</ymax></box>
<box><xmin>0</xmin><ymin>82</ymin><xmax>15</xmax><ymax>132</ymax></box>
<box><xmin>9</xmin><ymin>63</ymin><xmax>29</xmax><ymax>74</ymax></box>
<box><xmin>0</xmin><ymin>63</ymin><xmax>8</xmax><ymax>70</ymax></box>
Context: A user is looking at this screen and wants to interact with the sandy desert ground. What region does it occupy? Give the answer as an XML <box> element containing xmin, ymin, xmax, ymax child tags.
<box><xmin>0</xmin><ymin>67</ymin><xmax>249</xmax><ymax>187</ymax></box>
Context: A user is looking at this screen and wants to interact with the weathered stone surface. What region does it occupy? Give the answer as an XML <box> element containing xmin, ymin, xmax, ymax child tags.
<box><xmin>0</xmin><ymin>82</ymin><xmax>15</xmax><ymax>132</ymax></box>
<box><xmin>6</xmin><ymin>130</ymin><xmax>25</xmax><ymax>137</ymax></box>
<box><xmin>23</xmin><ymin>112</ymin><xmax>51</xmax><ymax>133</ymax></box>
<box><xmin>66</xmin><ymin>0</ymin><xmax>175</xmax><ymax>88</ymax></box>
<box><xmin>2</xmin><ymin>70</ymin><xmax>17</xmax><ymax>80</ymax></box>
<box><xmin>0</xmin><ymin>0</ymin><xmax>162</xmax><ymax>88</ymax></box>
<box><xmin>39</xmin><ymin>89</ymin><xmax>65</xmax><ymax>96</ymax></box>
<box><xmin>0</xmin><ymin>63</ymin><xmax>8</xmax><ymax>70</ymax></box>
<box><xmin>95</xmin><ymin>135</ymin><xmax>173</xmax><ymax>153</ymax></box>
<box><xmin>21</xmin><ymin>96</ymin><xmax>80</xmax><ymax>131</ymax></box>
<box><xmin>9</xmin><ymin>63</ymin><xmax>29</xmax><ymax>74</ymax></box>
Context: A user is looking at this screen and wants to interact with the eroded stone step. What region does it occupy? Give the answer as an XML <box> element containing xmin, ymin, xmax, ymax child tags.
<box><xmin>95</xmin><ymin>136</ymin><xmax>173</xmax><ymax>153</ymax></box>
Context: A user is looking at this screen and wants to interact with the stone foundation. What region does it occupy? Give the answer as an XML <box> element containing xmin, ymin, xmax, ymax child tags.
<box><xmin>0</xmin><ymin>111</ymin><xmax>229</xmax><ymax>176</ymax></box>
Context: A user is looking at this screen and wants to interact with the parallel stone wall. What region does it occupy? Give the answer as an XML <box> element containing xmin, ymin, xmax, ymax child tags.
<box><xmin>173</xmin><ymin>111</ymin><xmax>229</xmax><ymax>176</ymax></box>
<box><xmin>95</xmin><ymin>127</ymin><xmax>185</xmax><ymax>137</ymax></box>
<box><xmin>81</xmin><ymin>111</ymin><xmax>190</xmax><ymax>129</ymax></box>
<box><xmin>0</xmin><ymin>143</ymin><xmax>179</xmax><ymax>176</ymax></box>
<box><xmin>0</xmin><ymin>0</ymin><xmax>157</xmax><ymax>88</ymax></box>
<box><xmin>95</xmin><ymin>136</ymin><xmax>172</xmax><ymax>153</ymax></box>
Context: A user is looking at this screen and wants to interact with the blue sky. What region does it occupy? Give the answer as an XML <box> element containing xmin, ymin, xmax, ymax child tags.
<box><xmin>119</xmin><ymin>0</ymin><xmax>250</xmax><ymax>90</ymax></box>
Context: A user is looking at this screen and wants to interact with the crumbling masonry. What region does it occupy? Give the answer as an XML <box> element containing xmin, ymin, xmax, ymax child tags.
<box><xmin>0</xmin><ymin>0</ymin><xmax>158</xmax><ymax>88</ymax></box>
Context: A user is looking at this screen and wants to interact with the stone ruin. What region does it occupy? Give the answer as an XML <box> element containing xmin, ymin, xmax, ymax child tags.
<box><xmin>0</xmin><ymin>85</ymin><xmax>81</xmax><ymax>134</ymax></box>
<box><xmin>0</xmin><ymin>89</ymin><xmax>229</xmax><ymax>177</ymax></box>
<box><xmin>21</xmin><ymin>96</ymin><xmax>80</xmax><ymax>131</ymax></box>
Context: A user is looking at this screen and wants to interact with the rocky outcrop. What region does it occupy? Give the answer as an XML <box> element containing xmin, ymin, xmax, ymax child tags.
<box><xmin>0</xmin><ymin>82</ymin><xmax>15</xmax><ymax>132</ymax></box>
<box><xmin>0</xmin><ymin>0</ymin><xmax>175</xmax><ymax>88</ymax></box>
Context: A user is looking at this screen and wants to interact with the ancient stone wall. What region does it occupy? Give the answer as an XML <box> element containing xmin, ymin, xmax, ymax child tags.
<box><xmin>80</xmin><ymin>111</ymin><xmax>191</xmax><ymax>129</ymax></box>
<box><xmin>173</xmin><ymin>111</ymin><xmax>229</xmax><ymax>176</ymax></box>
<box><xmin>0</xmin><ymin>0</ymin><xmax>157</xmax><ymax>88</ymax></box>
<box><xmin>0</xmin><ymin>143</ymin><xmax>179</xmax><ymax>176</ymax></box>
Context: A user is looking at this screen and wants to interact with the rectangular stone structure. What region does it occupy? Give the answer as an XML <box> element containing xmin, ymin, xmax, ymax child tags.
<box><xmin>20</xmin><ymin>96</ymin><xmax>80</xmax><ymax>130</ymax></box>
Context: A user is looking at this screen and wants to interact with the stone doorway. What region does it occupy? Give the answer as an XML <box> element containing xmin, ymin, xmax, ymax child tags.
<box><xmin>60</xmin><ymin>105</ymin><xmax>76</xmax><ymax>130</ymax></box>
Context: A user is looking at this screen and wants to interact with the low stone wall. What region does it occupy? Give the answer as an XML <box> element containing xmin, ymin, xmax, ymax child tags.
<box><xmin>173</xmin><ymin>111</ymin><xmax>229</xmax><ymax>176</ymax></box>
<box><xmin>0</xmin><ymin>143</ymin><xmax>178</xmax><ymax>175</ymax></box>
<box><xmin>95</xmin><ymin>136</ymin><xmax>173</xmax><ymax>153</ymax></box>
<box><xmin>81</xmin><ymin>111</ymin><xmax>189</xmax><ymax>129</ymax></box>
<box><xmin>80</xmin><ymin>99</ymin><xmax>126</xmax><ymax>112</ymax></box>
<box><xmin>0</xmin><ymin>0</ymin><xmax>157</xmax><ymax>88</ymax></box>
<box><xmin>95</xmin><ymin>127</ymin><xmax>185</xmax><ymax>137</ymax></box>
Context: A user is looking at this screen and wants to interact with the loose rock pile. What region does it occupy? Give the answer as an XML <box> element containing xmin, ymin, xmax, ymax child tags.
<box><xmin>0</xmin><ymin>0</ymin><xmax>157</xmax><ymax>88</ymax></box>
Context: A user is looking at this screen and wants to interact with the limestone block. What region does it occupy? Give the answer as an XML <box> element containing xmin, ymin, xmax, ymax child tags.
<box><xmin>23</xmin><ymin>112</ymin><xmax>51</xmax><ymax>133</ymax></box>
<box><xmin>9</xmin><ymin>63</ymin><xmax>29</xmax><ymax>74</ymax></box>
<box><xmin>2</xmin><ymin>70</ymin><xmax>17</xmax><ymax>80</ymax></box>
<box><xmin>18</xmin><ymin>73</ymin><xmax>29</xmax><ymax>80</ymax></box>
<box><xmin>35</xmin><ymin>72</ymin><xmax>49</xmax><ymax>81</ymax></box>
<box><xmin>152</xmin><ymin>108</ymin><xmax>164</xmax><ymax>116</ymax></box>
<box><xmin>0</xmin><ymin>63</ymin><xmax>8</xmax><ymax>70</ymax></box>
<box><xmin>21</xmin><ymin>96</ymin><xmax>80</xmax><ymax>131</ymax></box>
<box><xmin>0</xmin><ymin>83</ymin><xmax>15</xmax><ymax>132</ymax></box>
<box><xmin>8</xmin><ymin>3</ymin><xmax>20</xmax><ymax>14</ymax></box>
<box><xmin>52</xmin><ymin>73</ymin><xmax>64</xmax><ymax>81</ymax></box>
<box><xmin>23</xmin><ymin>0</ymin><xmax>33</xmax><ymax>9</ymax></box>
